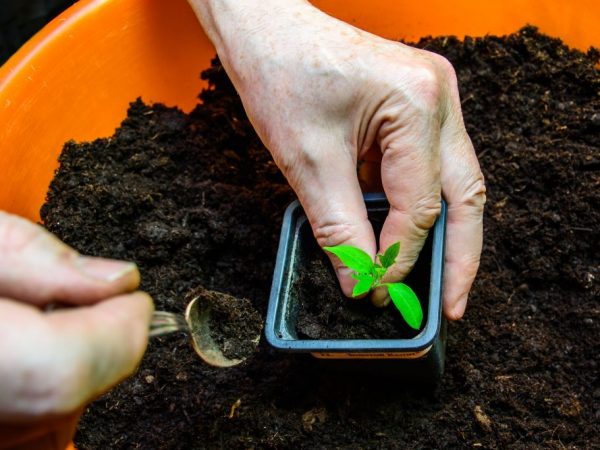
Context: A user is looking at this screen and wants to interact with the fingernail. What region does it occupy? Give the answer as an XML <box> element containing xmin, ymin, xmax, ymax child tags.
<box><xmin>336</xmin><ymin>267</ymin><xmax>357</xmax><ymax>297</ymax></box>
<box><xmin>336</xmin><ymin>267</ymin><xmax>354</xmax><ymax>279</ymax></box>
<box><xmin>371</xmin><ymin>287</ymin><xmax>390</xmax><ymax>308</ymax></box>
<box><xmin>77</xmin><ymin>256</ymin><xmax>138</xmax><ymax>282</ymax></box>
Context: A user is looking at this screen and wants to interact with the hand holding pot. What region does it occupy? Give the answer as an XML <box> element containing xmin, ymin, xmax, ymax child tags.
<box><xmin>189</xmin><ymin>0</ymin><xmax>486</xmax><ymax>320</ymax></box>
<box><xmin>0</xmin><ymin>211</ymin><xmax>153</xmax><ymax>449</ymax></box>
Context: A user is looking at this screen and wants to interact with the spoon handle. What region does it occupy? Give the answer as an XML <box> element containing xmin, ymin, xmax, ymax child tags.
<box><xmin>149</xmin><ymin>311</ymin><xmax>188</xmax><ymax>337</ymax></box>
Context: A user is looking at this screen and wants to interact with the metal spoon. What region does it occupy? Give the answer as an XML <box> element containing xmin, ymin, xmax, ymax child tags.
<box><xmin>149</xmin><ymin>296</ymin><xmax>261</xmax><ymax>368</ymax></box>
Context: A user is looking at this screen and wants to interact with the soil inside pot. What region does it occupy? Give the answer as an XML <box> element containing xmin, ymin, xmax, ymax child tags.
<box><xmin>41</xmin><ymin>26</ymin><xmax>599</xmax><ymax>449</ymax></box>
<box><xmin>293</xmin><ymin>210</ymin><xmax>433</xmax><ymax>340</ymax></box>
<box><xmin>295</xmin><ymin>253</ymin><xmax>418</xmax><ymax>339</ymax></box>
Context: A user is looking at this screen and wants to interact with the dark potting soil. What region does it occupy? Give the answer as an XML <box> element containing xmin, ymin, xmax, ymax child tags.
<box><xmin>295</xmin><ymin>255</ymin><xmax>419</xmax><ymax>339</ymax></box>
<box><xmin>293</xmin><ymin>194</ymin><xmax>437</xmax><ymax>340</ymax></box>
<box><xmin>186</xmin><ymin>286</ymin><xmax>263</xmax><ymax>361</ymax></box>
<box><xmin>41</xmin><ymin>26</ymin><xmax>599</xmax><ymax>449</ymax></box>
<box><xmin>294</xmin><ymin>226</ymin><xmax>429</xmax><ymax>339</ymax></box>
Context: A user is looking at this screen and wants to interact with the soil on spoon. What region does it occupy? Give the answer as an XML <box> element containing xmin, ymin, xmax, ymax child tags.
<box><xmin>186</xmin><ymin>286</ymin><xmax>262</xmax><ymax>361</ymax></box>
<box><xmin>41</xmin><ymin>27</ymin><xmax>599</xmax><ymax>449</ymax></box>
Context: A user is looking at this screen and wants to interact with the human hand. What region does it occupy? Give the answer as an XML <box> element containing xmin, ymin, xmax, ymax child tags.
<box><xmin>0</xmin><ymin>211</ymin><xmax>153</xmax><ymax>450</ymax></box>
<box><xmin>190</xmin><ymin>0</ymin><xmax>486</xmax><ymax>319</ymax></box>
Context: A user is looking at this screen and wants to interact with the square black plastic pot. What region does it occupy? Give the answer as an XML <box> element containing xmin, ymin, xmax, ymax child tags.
<box><xmin>266</xmin><ymin>193</ymin><xmax>447</xmax><ymax>383</ymax></box>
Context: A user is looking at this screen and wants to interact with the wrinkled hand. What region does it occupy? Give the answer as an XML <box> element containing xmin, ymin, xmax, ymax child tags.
<box><xmin>191</xmin><ymin>0</ymin><xmax>486</xmax><ymax>319</ymax></box>
<box><xmin>0</xmin><ymin>211</ymin><xmax>153</xmax><ymax>450</ymax></box>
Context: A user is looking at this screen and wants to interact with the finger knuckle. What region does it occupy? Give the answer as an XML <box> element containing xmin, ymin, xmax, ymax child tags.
<box><xmin>406</xmin><ymin>193</ymin><xmax>443</xmax><ymax>231</ymax></box>
<box><xmin>410</xmin><ymin>64</ymin><xmax>443</xmax><ymax>111</ymax></box>
<box><xmin>461</xmin><ymin>173</ymin><xmax>487</xmax><ymax>209</ymax></box>
<box><xmin>313</xmin><ymin>221</ymin><xmax>359</xmax><ymax>249</ymax></box>
<box><xmin>406</xmin><ymin>53</ymin><xmax>460</xmax><ymax>118</ymax></box>
<box><xmin>432</xmin><ymin>53</ymin><xmax>457</xmax><ymax>81</ymax></box>
<box><xmin>272</xmin><ymin>141</ymin><xmax>329</xmax><ymax>182</ymax></box>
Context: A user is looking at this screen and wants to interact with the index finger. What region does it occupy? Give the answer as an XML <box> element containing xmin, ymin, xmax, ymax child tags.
<box><xmin>370</xmin><ymin>107</ymin><xmax>442</xmax><ymax>306</ymax></box>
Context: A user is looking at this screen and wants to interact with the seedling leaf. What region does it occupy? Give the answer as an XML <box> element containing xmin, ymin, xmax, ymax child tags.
<box><xmin>323</xmin><ymin>245</ymin><xmax>374</xmax><ymax>274</ymax></box>
<box><xmin>379</xmin><ymin>241</ymin><xmax>400</xmax><ymax>268</ymax></box>
<box><xmin>352</xmin><ymin>274</ymin><xmax>375</xmax><ymax>297</ymax></box>
<box><xmin>387</xmin><ymin>283</ymin><xmax>423</xmax><ymax>330</ymax></box>
<box><xmin>324</xmin><ymin>241</ymin><xmax>421</xmax><ymax>329</ymax></box>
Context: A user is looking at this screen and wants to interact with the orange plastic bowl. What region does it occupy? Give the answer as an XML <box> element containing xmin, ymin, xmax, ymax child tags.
<box><xmin>0</xmin><ymin>0</ymin><xmax>598</xmax><ymax>221</ymax></box>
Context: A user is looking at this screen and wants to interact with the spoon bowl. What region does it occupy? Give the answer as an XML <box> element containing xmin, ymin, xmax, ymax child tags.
<box><xmin>150</xmin><ymin>292</ymin><xmax>262</xmax><ymax>368</ymax></box>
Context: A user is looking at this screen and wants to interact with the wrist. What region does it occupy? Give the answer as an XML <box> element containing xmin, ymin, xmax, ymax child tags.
<box><xmin>187</xmin><ymin>0</ymin><xmax>314</xmax><ymax>81</ymax></box>
<box><xmin>187</xmin><ymin>0</ymin><xmax>310</xmax><ymax>53</ymax></box>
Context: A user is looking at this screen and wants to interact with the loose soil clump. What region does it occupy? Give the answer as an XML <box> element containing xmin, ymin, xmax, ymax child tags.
<box><xmin>41</xmin><ymin>27</ymin><xmax>599</xmax><ymax>449</ymax></box>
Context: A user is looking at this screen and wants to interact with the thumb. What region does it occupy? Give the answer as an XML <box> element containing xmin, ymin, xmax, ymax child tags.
<box><xmin>0</xmin><ymin>211</ymin><xmax>140</xmax><ymax>305</ymax></box>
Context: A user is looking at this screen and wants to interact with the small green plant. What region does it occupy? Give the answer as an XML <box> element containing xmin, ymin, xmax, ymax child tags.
<box><xmin>324</xmin><ymin>241</ymin><xmax>423</xmax><ymax>330</ymax></box>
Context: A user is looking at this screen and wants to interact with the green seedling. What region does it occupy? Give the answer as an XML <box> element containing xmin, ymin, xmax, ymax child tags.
<box><xmin>324</xmin><ymin>241</ymin><xmax>423</xmax><ymax>330</ymax></box>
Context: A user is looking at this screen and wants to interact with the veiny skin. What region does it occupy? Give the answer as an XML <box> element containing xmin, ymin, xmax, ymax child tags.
<box><xmin>188</xmin><ymin>0</ymin><xmax>486</xmax><ymax>318</ymax></box>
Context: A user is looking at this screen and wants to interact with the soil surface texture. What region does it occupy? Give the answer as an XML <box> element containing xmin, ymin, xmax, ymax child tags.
<box><xmin>41</xmin><ymin>27</ymin><xmax>599</xmax><ymax>449</ymax></box>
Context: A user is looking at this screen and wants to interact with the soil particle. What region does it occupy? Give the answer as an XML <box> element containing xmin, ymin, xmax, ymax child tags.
<box><xmin>473</xmin><ymin>405</ymin><xmax>493</xmax><ymax>432</ymax></box>
<box><xmin>41</xmin><ymin>26</ymin><xmax>599</xmax><ymax>449</ymax></box>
